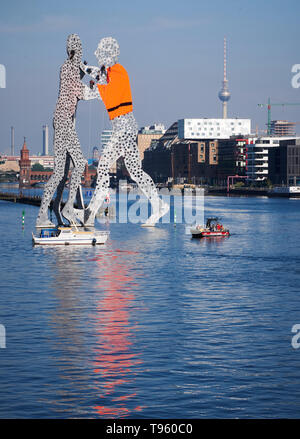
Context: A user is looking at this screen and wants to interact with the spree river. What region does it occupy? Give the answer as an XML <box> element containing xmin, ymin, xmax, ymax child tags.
<box><xmin>1</xmin><ymin>193</ymin><xmax>300</xmax><ymax>418</ymax></box>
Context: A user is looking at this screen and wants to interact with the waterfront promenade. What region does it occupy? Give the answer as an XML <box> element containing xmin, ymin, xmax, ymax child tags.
<box><xmin>0</xmin><ymin>186</ymin><xmax>289</xmax><ymax>210</ymax></box>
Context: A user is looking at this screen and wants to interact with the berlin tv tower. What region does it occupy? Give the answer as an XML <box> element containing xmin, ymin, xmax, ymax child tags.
<box><xmin>218</xmin><ymin>37</ymin><xmax>231</xmax><ymax>119</ymax></box>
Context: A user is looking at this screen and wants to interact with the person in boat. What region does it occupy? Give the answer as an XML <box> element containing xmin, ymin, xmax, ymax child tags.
<box><xmin>76</xmin><ymin>37</ymin><xmax>169</xmax><ymax>227</ymax></box>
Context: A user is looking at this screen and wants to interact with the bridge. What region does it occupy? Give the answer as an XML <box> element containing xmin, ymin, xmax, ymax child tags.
<box><xmin>0</xmin><ymin>191</ymin><xmax>42</xmax><ymax>206</ymax></box>
<box><xmin>0</xmin><ymin>191</ymin><xmax>89</xmax><ymax>208</ymax></box>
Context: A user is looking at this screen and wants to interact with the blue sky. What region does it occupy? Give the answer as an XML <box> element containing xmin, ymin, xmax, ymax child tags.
<box><xmin>0</xmin><ymin>0</ymin><xmax>300</xmax><ymax>156</ymax></box>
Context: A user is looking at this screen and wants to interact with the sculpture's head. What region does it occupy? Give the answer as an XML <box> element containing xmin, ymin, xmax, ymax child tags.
<box><xmin>66</xmin><ymin>34</ymin><xmax>82</xmax><ymax>65</ymax></box>
<box><xmin>94</xmin><ymin>37</ymin><xmax>120</xmax><ymax>68</ymax></box>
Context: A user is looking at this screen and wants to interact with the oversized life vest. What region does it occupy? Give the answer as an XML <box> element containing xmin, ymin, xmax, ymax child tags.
<box><xmin>97</xmin><ymin>63</ymin><xmax>133</xmax><ymax>120</ymax></box>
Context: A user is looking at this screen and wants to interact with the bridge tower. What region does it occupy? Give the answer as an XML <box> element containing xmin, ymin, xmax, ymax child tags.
<box><xmin>19</xmin><ymin>137</ymin><xmax>31</xmax><ymax>187</ymax></box>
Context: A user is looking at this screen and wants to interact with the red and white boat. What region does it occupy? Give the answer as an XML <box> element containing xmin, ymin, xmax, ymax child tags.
<box><xmin>191</xmin><ymin>217</ymin><xmax>230</xmax><ymax>238</ymax></box>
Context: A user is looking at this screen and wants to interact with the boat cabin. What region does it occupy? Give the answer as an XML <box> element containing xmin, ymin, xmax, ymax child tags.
<box><xmin>40</xmin><ymin>228</ymin><xmax>59</xmax><ymax>238</ymax></box>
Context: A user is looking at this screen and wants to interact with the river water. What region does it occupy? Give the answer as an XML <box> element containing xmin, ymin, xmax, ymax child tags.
<box><xmin>1</xmin><ymin>193</ymin><xmax>300</xmax><ymax>418</ymax></box>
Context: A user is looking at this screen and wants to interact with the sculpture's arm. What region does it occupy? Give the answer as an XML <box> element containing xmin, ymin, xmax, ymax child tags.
<box><xmin>82</xmin><ymin>82</ymin><xmax>101</xmax><ymax>101</ymax></box>
<box><xmin>80</xmin><ymin>61</ymin><xmax>107</xmax><ymax>85</ymax></box>
<box><xmin>80</xmin><ymin>62</ymin><xmax>100</xmax><ymax>79</ymax></box>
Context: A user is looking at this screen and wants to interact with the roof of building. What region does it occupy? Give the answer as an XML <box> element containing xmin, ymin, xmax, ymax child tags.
<box><xmin>21</xmin><ymin>138</ymin><xmax>28</xmax><ymax>151</ymax></box>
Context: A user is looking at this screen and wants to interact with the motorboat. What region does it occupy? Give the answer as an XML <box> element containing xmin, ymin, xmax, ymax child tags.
<box><xmin>32</xmin><ymin>226</ymin><xmax>109</xmax><ymax>246</ymax></box>
<box><xmin>191</xmin><ymin>217</ymin><xmax>230</xmax><ymax>238</ymax></box>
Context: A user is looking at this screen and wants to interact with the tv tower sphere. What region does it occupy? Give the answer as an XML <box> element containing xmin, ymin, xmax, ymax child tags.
<box><xmin>218</xmin><ymin>85</ymin><xmax>231</xmax><ymax>102</ymax></box>
<box><xmin>218</xmin><ymin>37</ymin><xmax>231</xmax><ymax>118</ymax></box>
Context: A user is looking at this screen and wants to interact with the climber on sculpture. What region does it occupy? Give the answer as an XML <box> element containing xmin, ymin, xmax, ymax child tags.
<box><xmin>78</xmin><ymin>37</ymin><xmax>169</xmax><ymax>227</ymax></box>
<box><xmin>36</xmin><ymin>34</ymin><xmax>94</xmax><ymax>228</ymax></box>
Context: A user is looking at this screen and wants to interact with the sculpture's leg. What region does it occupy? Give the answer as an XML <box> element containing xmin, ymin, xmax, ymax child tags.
<box><xmin>123</xmin><ymin>133</ymin><xmax>169</xmax><ymax>226</ymax></box>
<box><xmin>61</xmin><ymin>127</ymin><xmax>87</xmax><ymax>225</ymax></box>
<box><xmin>84</xmin><ymin>136</ymin><xmax>120</xmax><ymax>226</ymax></box>
<box><xmin>53</xmin><ymin>152</ymin><xmax>71</xmax><ymax>225</ymax></box>
<box><xmin>36</xmin><ymin>150</ymin><xmax>67</xmax><ymax>227</ymax></box>
<box><xmin>75</xmin><ymin>185</ymin><xmax>84</xmax><ymax>210</ymax></box>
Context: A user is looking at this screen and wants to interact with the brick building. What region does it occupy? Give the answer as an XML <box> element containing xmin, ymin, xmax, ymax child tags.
<box><xmin>18</xmin><ymin>140</ymin><xmax>97</xmax><ymax>188</ymax></box>
<box><xmin>19</xmin><ymin>138</ymin><xmax>31</xmax><ymax>187</ymax></box>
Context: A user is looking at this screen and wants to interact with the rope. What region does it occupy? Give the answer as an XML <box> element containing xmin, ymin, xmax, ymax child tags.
<box><xmin>87</xmin><ymin>99</ymin><xmax>92</xmax><ymax>161</ymax></box>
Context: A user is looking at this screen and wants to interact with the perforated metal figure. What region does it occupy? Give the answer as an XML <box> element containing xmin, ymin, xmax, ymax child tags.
<box><xmin>36</xmin><ymin>34</ymin><xmax>94</xmax><ymax>227</ymax></box>
<box><xmin>78</xmin><ymin>37</ymin><xmax>169</xmax><ymax>227</ymax></box>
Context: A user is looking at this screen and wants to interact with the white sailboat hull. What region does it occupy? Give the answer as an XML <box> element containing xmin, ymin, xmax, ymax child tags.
<box><xmin>32</xmin><ymin>228</ymin><xmax>109</xmax><ymax>246</ymax></box>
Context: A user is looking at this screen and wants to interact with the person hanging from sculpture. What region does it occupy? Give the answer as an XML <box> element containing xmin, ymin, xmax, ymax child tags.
<box><xmin>76</xmin><ymin>37</ymin><xmax>169</xmax><ymax>227</ymax></box>
<box><xmin>36</xmin><ymin>34</ymin><xmax>97</xmax><ymax>227</ymax></box>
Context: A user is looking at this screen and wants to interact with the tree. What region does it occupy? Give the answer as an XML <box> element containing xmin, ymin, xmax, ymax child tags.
<box><xmin>265</xmin><ymin>178</ymin><xmax>273</xmax><ymax>188</ymax></box>
<box><xmin>31</xmin><ymin>163</ymin><xmax>45</xmax><ymax>171</ymax></box>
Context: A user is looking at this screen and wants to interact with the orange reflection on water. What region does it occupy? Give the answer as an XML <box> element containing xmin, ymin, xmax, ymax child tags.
<box><xmin>91</xmin><ymin>248</ymin><xmax>145</xmax><ymax>418</ymax></box>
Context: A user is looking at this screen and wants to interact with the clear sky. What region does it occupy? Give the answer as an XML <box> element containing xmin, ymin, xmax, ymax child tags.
<box><xmin>0</xmin><ymin>0</ymin><xmax>300</xmax><ymax>156</ymax></box>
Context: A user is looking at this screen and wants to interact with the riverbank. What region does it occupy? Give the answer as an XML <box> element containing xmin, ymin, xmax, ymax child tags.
<box><xmin>1</xmin><ymin>184</ymin><xmax>300</xmax><ymax>209</ymax></box>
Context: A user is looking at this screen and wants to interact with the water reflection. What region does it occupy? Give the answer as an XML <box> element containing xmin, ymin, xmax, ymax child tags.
<box><xmin>90</xmin><ymin>248</ymin><xmax>144</xmax><ymax>418</ymax></box>
<box><xmin>45</xmin><ymin>246</ymin><xmax>93</xmax><ymax>416</ymax></box>
<box><xmin>190</xmin><ymin>236</ymin><xmax>230</xmax><ymax>247</ymax></box>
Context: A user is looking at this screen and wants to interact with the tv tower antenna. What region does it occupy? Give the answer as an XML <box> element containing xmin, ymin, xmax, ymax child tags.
<box><xmin>218</xmin><ymin>37</ymin><xmax>231</xmax><ymax>119</ymax></box>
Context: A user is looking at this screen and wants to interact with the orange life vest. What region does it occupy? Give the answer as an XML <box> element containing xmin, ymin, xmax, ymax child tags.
<box><xmin>97</xmin><ymin>63</ymin><xmax>133</xmax><ymax>120</ymax></box>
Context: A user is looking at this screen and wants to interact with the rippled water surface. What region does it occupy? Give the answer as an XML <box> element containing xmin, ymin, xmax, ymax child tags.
<box><xmin>1</xmin><ymin>195</ymin><xmax>300</xmax><ymax>418</ymax></box>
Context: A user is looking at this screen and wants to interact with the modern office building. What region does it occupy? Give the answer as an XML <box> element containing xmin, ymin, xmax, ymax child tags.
<box><xmin>270</xmin><ymin>120</ymin><xmax>296</xmax><ymax>137</ymax></box>
<box><xmin>269</xmin><ymin>138</ymin><xmax>300</xmax><ymax>186</ymax></box>
<box><xmin>139</xmin><ymin>124</ymin><xmax>165</xmax><ymax>134</ymax></box>
<box><xmin>247</xmin><ymin>136</ymin><xmax>297</xmax><ymax>182</ymax></box>
<box><xmin>101</xmin><ymin>130</ymin><xmax>112</xmax><ymax>151</ymax></box>
<box><xmin>178</xmin><ymin>118</ymin><xmax>251</xmax><ymax>140</ymax></box>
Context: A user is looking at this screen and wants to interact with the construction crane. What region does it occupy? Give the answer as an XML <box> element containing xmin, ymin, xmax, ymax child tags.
<box><xmin>258</xmin><ymin>97</ymin><xmax>300</xmax><ymax>135</ymax></box>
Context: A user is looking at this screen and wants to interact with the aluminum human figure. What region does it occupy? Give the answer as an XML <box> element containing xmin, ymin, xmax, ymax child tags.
<box><xmin>36</xmin><ymin>34</ymin><xmax>93</xmax><ymax>227</ymax></box>
<box><xmin>77</xmin><ymin>37</ymin><xmax>169</xmax><ymax>227</ymax></box>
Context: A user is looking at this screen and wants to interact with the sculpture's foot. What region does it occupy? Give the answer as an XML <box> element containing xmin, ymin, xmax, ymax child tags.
<box><xmin>83</xmin><ymin>208</ymin><xmax>96</xmax><ymax>227</ymax></box>
<box><xmin>36</xmin><ymin>218</ymin><xmax>56</xmax><ymax>228</ymax></box>
<box><xmin>142</xmin><ymin>200</ymin><xmax>169</xmax><ymax>227</ymax></box>
<box><xmin>61</xmin><ymin>204</ymin><xmax>81</xmax><ymax>226</ymax></box>
<box><xmin>141</xmin><ymin>222</ymin><xmax>156</xmax><ymax>228</ymax></box>
<box><xmin>73</xmin><ymin>208</ymin><xmax>85</xmax><ymax>225</ymax></box>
